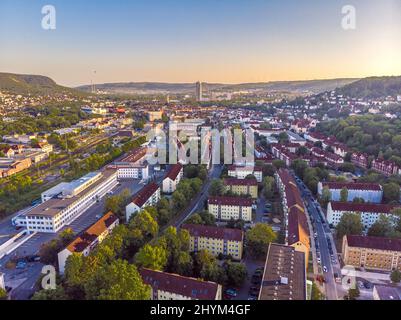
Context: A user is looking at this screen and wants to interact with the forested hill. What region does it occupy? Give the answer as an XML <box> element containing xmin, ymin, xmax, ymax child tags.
<box><xmin>334</xmin><ymin>76</ymin><xmax>401</xmax><ymax>99</ymax></box>
<box><xmin>0</xmin><ymin>72</ymin><xmax>84</xmax><ymax>96</ymax></box>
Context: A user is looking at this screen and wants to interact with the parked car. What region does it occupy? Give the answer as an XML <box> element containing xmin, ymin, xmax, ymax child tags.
<box><xmin>323</xmin><ymin>266</ymin><xmax>328</xmax><ymax>273</ymax></box>
<box><xmin>225</xmin><ymin>288</ymin><xmax>238</xmax><ymax>297</ymax></box>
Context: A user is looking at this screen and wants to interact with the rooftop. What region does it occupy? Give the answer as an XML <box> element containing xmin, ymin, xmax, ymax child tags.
<box><xmin>140</xmin><ymin>268</ymin><xmax>220</xmax><ymax>300</ymax></box>
<box><xmin>259</xmin><ymin>243</ymin><xmax>306</xmax><ymax>300</ymax></box>
<box><xmin>224</xmin><ymin>177</ymin><xmax>258</xmax><ymax>186</ymax></box>
<box><xmin>330</xmin><ymin>202</ymin><xmax>399</xmax><ymax>214</ymax></box>
<box><xmin>182</xmin><ymin>223</ymin><xmax>244</xmax><ymax>242</ymax></box>
<box><xmin>132</xmin><ymin>182</ymin><xmax>160</xmax><ymax>208</ymax></box>
<box><xmin>208</xmin><ymin>196</ymin><xmax>253</xmax><ymax>207</ymax></box>
<box><xmin>346</xmin><ymin>235</ymin><xmax>401</xmax><ymax>252</ymax></box>
<box><xmin>164</xmin><ymin>163</ymin><xmax>183</xmax><ymax>181</ymax></box>
<box><xmin>322</xmin><ymin>181</ymin><xmax>382</xmax><ymax>191</ymax></box>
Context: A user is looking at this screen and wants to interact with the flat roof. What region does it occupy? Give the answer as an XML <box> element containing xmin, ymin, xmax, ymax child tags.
<box><xmin>259</xmin><ymin>243</ymin><xmax>306</xmax><ymax>300</ymax></box>
<box><xmin>26</xmin><ymin>169</ymin><xmax>117</xmax><ymax>218</ymax></box>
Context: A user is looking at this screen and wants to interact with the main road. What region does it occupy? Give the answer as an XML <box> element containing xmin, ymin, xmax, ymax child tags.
<box><xmin>292</xmin><ymin>172</ymin><xmax>344</xmax><ymax>300</ymax></box>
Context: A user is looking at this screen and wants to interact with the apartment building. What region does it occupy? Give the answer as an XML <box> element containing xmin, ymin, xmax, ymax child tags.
<box><xmin>342</xmin><ymin>235</ymin><xmax>401</xmax><ymax>272</ymax></box>
<box><xmin>227</xmin><ymin>165</ymin><xmax>263</xmax><ymax>182</ymax></box>
<box><xmin>182</xmin><ymin>223</ymin><xmax>244</xmax><ymax>260</ymax></box>
<box><xmin>258</xmin><ymin>243</ymin><xmax>307</xmax><ymax>300</ymax></box>
<box><xmin>125</xmin><ymin>182</ymin><xmax>161</xmax><ymax>221</ymax></box>
<box><xmin>14</xmin><ymin>170</ymin><xmax>118</xmax><ymax>233</ymax></box>
<box><xmin>351</xmin><ymin>152</ymin><xmax>369</xmax><ymax>169</ymax></box>
<box><xmin>327</xmin><ymin>202</ymin><xmax>399</xmax><ymax>230</ymax></box>
<box><xmin>224</xmin><ymin>178</ymin><xmax>258</xmax><ymax>198</ymax></box>
<box><xmin>140</xmin><ymin>268</ymin><xmax>222</xmax><ymax>300</ymax></box>
<box><xmin>162</xmin><ymin>163</ymin><xmax>184</xmax><ymax>193</ymax></box>
<box><xmin>207</xmin><ymin>196</ymin><xmax>253</xmax><ymax>222</ymax></box>
<box><xmin>0</xmin><ymin>157</ymin><xmax>32</xmax><ymax>178</ymax></box>
<box><xmin>317</xmin><ymin>182</ymin><xmax>383</xmax><ymax>203</ymax></box>
<box><xmin>372</xmin><ymin>159</ymin><xmax>400</xmax><ymax>176</ymax></box>
<box><xmin>58</xmin><ymin>212</ymin><xmax>119</xmax><ymax>274</ymax></box>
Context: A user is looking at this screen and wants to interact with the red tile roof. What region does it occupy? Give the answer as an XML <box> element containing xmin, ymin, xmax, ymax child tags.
<box><xmin>164</xmin><ymin>163</ymin><xmax>183</xmax><ymax>181</ymax></box>
<box><xmin>66</xmin><ymin>212</ymin><xmax>118</xmax><ymax>253</ymax></box>
<box><xmin>132</xmin><ymin>182</ymin><xmax>160</xmax><ymax>207</ymax></box>
<box><xmin>322</xmin><ymin>182</ymin><xmax>382</xmax><ymax>191</ymax></box>
<box><xmin>208</xmin><ymin>196</ymin><xmax>253</xmax><ymax>207</ymax></box>
<box><xmin>224</xmin><ymin>178</ymin><xmax>258</xmax><ymax>186</ymax></box>
<box><xmin>288</xmin><ymin>206</ymin><xmax>309</xmax><ymax>247</ymax></box>
<box><xmin>330</xmin><ymin>202</ymin><xmax>399</xmax><ymax>214</ymax></box>
<box><xmin>182</xmin><ymin>223</ymin><xmax>244</xmax><ymax>242</ymax></box>
<box><xmin>140</xmin><ymin>268</ymin><xmax>220</xmax><ymax>300</ymax></box>
<box><xmin>346</xmin><ymin>235</ymin><xmax>401</xmax><ymax>252</ymax></box>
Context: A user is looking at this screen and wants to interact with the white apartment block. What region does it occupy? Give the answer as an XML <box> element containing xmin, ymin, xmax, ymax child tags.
<box><xmin>327</xmin><ymin>202</ymin><xmax>400</xmax><ymax>231</ymax></box>
<box><xmin>162</xmin><ymin>163</ymin><xmax>184</xmax><ymax>193</ymax></box>
<box><xmin>208</xmin><ymin>196</ymin><xmax>253</xmax><ymax>222</ymax></box>
<box><xmin>15</xmin><ymin>170</ymin><xmax>118</xmax><ymax>233</ymax></box>
<box><xmin>318</xmin><ymin>182</ymin><xmax>383</xmax><ymax>203</ymax></box>
<box><xmin>227</xmin><ymin>165</ymin><xmax>263</xmax><ymax>183</ymax></box>
<box><xmin>125</xmin><ymin>182</ymin><xmax>161</xmax><ymax>221</ymax></box>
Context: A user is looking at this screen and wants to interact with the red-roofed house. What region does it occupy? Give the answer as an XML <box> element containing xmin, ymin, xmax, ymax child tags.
<box><xmin>57</xmin><ymin>212</ymin><xmax>119</xmax><ymax>274</ymax></box>
<box><xmin>182</xmin><ymin>223</ymin><xmax>244</xmax><ymax>260</ymax></box>
<box><xmin>342</xmin><ymin>235</ymin><xmax>401</xmax><ymax>271</ymax></box>
<box><xmin>162</xmin><ymin>163</ymin><xmax>183</xmax><ymax>193</ymax></box>
<box><xmin>208</xmin><ymin>196</ymin><xmax>253</xmax><ymax>222</ymax></box>
<box><xmin>125</xmin><ymin>182</ymin><xmax>161</xmax><ymax>221</ymax></box>
<box><xmin>140</xmin><ymin>268</ymin><xmax>222</xmax><ymax>300</ymax></box>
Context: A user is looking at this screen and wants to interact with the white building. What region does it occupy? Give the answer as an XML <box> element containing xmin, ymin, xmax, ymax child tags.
<box><xmin>58</xmin><ymin>212</ymin><xmax>119</xmax><ymax>274</ymax></box>
<box><xmin>162</xmin><ymin>163</ymin><xmax>183</xmax><ymax>194</ymax></box>
<box><xmin>126</xmin><ymin>182</ymin><xmax>161</xmax><ymax>221</ymax></box>
<box><xmin>317</xmin><ymin>182</ymin><xmax>383</xmax><ymax>203</ymax></box>
<box><xmin>208</xmin><ymin>196</ymin><xmax>253</xmax><ymax>222</ymax></box>
<box><xmin>327</xmin><ymin>202</ymin><xmax>400</xmax><ymax>230</ymax></box>
<box><xmin>15</xmin><ymin>170</ymin><xmax>118</xmax><ymax>233</ymax></box>
<box><xmin>227</xmin><ymin>165</ymin><xmax>263</xmax><ymax>183</ymax></box>
<box><xmin>0</xmin><ymin>272</ymin><xmax>5</xmax><ymax>291</ymax></box>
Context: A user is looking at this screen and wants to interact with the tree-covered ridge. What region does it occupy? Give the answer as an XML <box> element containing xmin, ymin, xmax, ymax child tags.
<box><xmin>0</xmin><ymin>72</ymin><xmax>86</xmax><ymax>96</ymax></box>
<box><xmin>334</xmin><ymin>76</ymin><xmax>401</xmax><ymax>99</ymax></box>
<box><xmin>317</xmin><ymin>115</ymin><xmax>401</xmax><ymax>161</ymax></box>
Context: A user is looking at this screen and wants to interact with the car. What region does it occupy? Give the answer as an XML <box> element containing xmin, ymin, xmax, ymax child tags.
<box><xmin>358</xmin><ymin>281</ymin><xmax>365</xmax><ymax>289</ymax></box>
<box><xmin>16</xmin><ymin>261</ymin><xmax>27</xmax><ymax>269</ymax></box>
<box><xmin>225</xmin><ymin>288</ymin><xmax>237</xmax><ymax>297</ymax></box>
<box><xmin>323</xmin><ymin>266</ymin><xmax>328</xmax><ymax>273</ymax></box>
<box><xmin>95</xmin><ymin>214</ymin><xmax>103</xmax><ymax>219</ymax></box>
<box><xmin>248</xmin><ymin>295</ymin><xmax>257</xmax><ymax>300</ymax></box>
<box><xmin>251</xmin><ymin>278</ymin><xmax>261</xmax><ymax>285</ymax></box>
<box><xmin>317</xmin><ymin>257</ymin><xmax>321</xmax><ymax>264</ymax></box>
<box><xmin>250</xmin><ymin>286</ymin><xmax>260</xmax><ymax>292</ymax></box>
<box><xmin>364</xmin><ymin>282</ymin><xmax>373</xmax><ymax>289</ymax></box>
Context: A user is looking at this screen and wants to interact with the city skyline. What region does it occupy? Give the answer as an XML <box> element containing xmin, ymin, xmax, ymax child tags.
<box><xmin>1</xmin><ymin>0</ymin><xmax>401</xmax><ymax>86</ymax></box>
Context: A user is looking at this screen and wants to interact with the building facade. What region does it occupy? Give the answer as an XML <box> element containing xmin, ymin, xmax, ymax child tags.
<box><xmin>317</xmin><ymin>182</ymin><xmax>383</xmax><ymax>203</ymax></box>
<box><xmin>162</xmin><ymin>163</ymin><xmax>184</xmax><ymax>193</ymax></box>
<box><xmin>224</xmin><ymin>178</ymin><xmax>258</xmax><ymax>198</ymax></box>
<box><xmin>207</xmin><ymin>196</ymin><xmax>253</xmax><ymax>222</ymax></box>
<box><xmin>125</xmin><ymin>182</ymin><xmax>161</xmax><ymax>221</ymax></box>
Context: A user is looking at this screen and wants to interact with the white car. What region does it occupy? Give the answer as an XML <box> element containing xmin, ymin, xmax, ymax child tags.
<box><xmin>323</xmin><ymin>266</ymin><xmax>328</xmax><ymax>273</ymax></box>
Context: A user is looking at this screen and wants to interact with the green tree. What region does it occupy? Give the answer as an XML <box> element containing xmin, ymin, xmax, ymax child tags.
<box><xmin>336</xmin><ymin>212</ymin><xmax>363</xmax><ymax>239</ymax></box>
<box><xmin>383</xmin><ymin>183</ymin><xmax>400</xmax><ymax>203</ymax></box>
<box><xmin>390</xmin><ymin>270</ymin><xmax>401</xmax><ymax>284</ymax></box>
<box><xmin>340</xmin><ymin>187</ymin><xmax>349</xmax><ymax>202</ymax></box>
<box><xmin>85</xmin><ymin>259</ymin><xmax>150</xmax><ymax>300</ymax></box>
<box><xmin>321</xmin><ymin>186</ymin><xmax>332</xmax><ymax>206</ymax></box>
<box><xmin>225</xmin><ymin>261</ymin><xmax>247</xmax><ymax>287</ymax></box>
<box><xmin>368</xmin><ymin>215</ymin><xmax>394</xmax><ymax>237</ymax></box>
<box><xmin>246</xmin><ymin>223</ymin><xmax>277</xmax><ymax>258</ymax></box>
<box><xmin>0</xmin><ymin>288</ymin><xmax>7</xmax><ymax>300</ymax></box>
<box><xmin>130</xmin><ymin>210</ymin><xmax>159</xmax><ymax>239</ymax></box>
<box><xmin>209</xmin><ymin>179</ymin><xmax>225</xmax><ymax>196</ymax></box>
<box><xmin>311</xmin><ymin>282</ymin><xmax>324</xmax><ymax>300</ymax></box>
<box><xmin>263</xmin><ymin>176</ymin><xmax>275</xmax><ymax>199</ymax></box>
<box><xmin>31</xmin><ymin>286</ymin><xmax>68</xmax><ymax>300</ymax></box>
<box><xmin>135</xmin><ymin>244</ymin><xmax>168</xmax><ymax>271</ymax></box>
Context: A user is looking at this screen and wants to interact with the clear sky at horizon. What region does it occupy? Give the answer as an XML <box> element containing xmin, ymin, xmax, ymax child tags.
<box><xmin>1</xmin><ymin>0</ymin><xmax>401</xmax><ymax>86</ymax></box>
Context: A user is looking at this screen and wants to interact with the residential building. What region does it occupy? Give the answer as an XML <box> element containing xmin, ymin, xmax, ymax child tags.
<box><xmin>148</xmin><ymin>111</ymin><xmax>163</xmax><ymax>122</ymax></box>
<box><xmin>327</xmin><ymin>202</ymin><xmax>399</xmax><ymax>230</ymax></box>
<box><xmin>125</xmin><ymin>182</ymin><xmax>161</xmax><ymax>221</ymax></box>
<box><xmin>224</xmin><ymin>178</ymin><xmax>258</xmax><ymax>198</ymax></box>
<box><xmin>195</xmin><ymin>81</ymin><xmax>203</xmax><ymax>102</ymax></box>
<box><xmin>207</xmin><ymin>196</ymin><xmax>253</xmax><ymax>222</ymax></box>
<box><xmin>317</xmin><ymin>182</ymin><xmax>383</xmax><ymax>203</ymax></box>
<box><xmin>227</xmin><ymin>165</ymin><xmax>263</xmax><ymax>182</ymax></box>
<box><xmin>182</xmin><ymin>223</ymin><xmax>244</xmax><ymax>260</ymax></box>
<box><xmin>351</xmin><ymin>152</ymin><xmax>369</xmax><ymax>169</ymax></box>
<box><xmin>58</xmin><ymin>212</ymin><xmax>119</xmax><ymax>274</ymax></box>
<box><xmin>162</xmin><ymin>163</ymin><xmax>184</xmax><ymax>193</ymax></box>
<box><xmin>258</xmin><ymin>243</ymin><xmax>307</xmax><ymax>300</ymax></box>
<box><xmin>342</xmin><ymin>235</ymin><xmax>401</xmax><ymax>272</ymax></box>
<box><xmin>140</xmin><ymin>268</ymin><xmax>222</xmax><ymax>300</ymax></box>
<box><xmin>0</xmin><ymin>157</ymin><xmax>32</xmax><ymax>178</ymax></box>
<box><xmin>372</xmin><ymin>159</ymin><xmax>400</xmax><ymax>176</ymax></box>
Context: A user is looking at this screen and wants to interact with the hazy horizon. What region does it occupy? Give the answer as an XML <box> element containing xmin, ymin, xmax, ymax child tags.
<box><xmin>1</xmin><ymin>0</ymin><xmax>401</xmax><ymax>87</ymax></box>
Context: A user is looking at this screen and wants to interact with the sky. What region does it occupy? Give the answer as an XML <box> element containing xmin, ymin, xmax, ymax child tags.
<box><xmin>0</xmin><ymin>0</ymin><xmax>401</xmax><ymax>87</ymax></box>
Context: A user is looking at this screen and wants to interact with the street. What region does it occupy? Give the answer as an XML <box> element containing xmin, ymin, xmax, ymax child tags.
<box><xmin>293</xmin><ymin>173</ymin><xmax>344</xmax><ymax>300</ymax></box>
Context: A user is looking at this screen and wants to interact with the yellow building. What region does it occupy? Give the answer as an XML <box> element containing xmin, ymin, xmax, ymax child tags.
<box><xmin>342</xmin><ymin>235</ymin><xmax>401</xmax><ymax>272</ymax></box>
<box><xmin>208</xmin><ymin>196</ymin><xmax>253</xmax><ymax>222</ymax></box>
<box><xmin>224</xmin><ymin>178</ymin><xmax>258</xmax><ymax>199</ymax></box>
<box><xmin>182</xmin><ymin>224</ymin><xmax>244</xmax><ymax>260</ymax></box>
